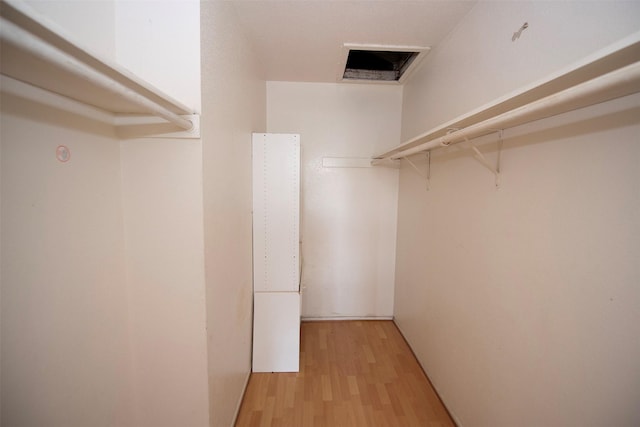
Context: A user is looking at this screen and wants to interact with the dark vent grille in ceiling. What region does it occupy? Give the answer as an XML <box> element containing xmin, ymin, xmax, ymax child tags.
<box><xmin>343</xmin><ymin>50</ymin><xmax>420</xmax><ymax>81</ymax></box>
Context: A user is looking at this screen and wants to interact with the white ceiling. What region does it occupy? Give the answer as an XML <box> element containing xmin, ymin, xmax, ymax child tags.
<box><xmin>231</xmin><ymin>0</ymin><xmax>477</xmax><ymax>83</ymax></box>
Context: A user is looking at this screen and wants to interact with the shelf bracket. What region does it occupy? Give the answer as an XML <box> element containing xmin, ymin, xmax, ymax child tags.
<box><xmin>463</xmin><ymin>130</ymin><xmax>503</xmax><ymax>188</ymax></box>
<box><xmin>403</xmin><ymin>152</ymin><xmax>431</xmax><ymax>190</ymax></box>
<box><xmin>426</xmin><ymin>151</ymin><xmax>431</xmax><ymax>191</ymax></box>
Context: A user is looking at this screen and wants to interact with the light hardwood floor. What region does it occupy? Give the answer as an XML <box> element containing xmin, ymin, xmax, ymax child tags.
<box><xmin>235</xmin><ymin>320</ymin><xmax>455</xmax><ymax>427</ymax></box>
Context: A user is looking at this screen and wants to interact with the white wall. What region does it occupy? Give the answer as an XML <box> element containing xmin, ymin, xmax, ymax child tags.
<box><xmin>120</xmin><ymin>140</ymin><xmax>209</xmax><ymax>427</ymax></box>
<box><xmin>115</xmin><ymin>2</ymin><xmax>209</xmax><ymax>426</ymax></box>
<box><xmin>1</xmin><ymin>78</ymin><xmax>133</xmax><ymax>426</ymax></box>
<box><xmin>25</xmin><ymin>0</ymin><xmax>116</xmax><ymax>60</ymax></box>
<box><xmin>200</xmin><ymin>3</ymin><xmax>266</xmax><ymax>426</ymax></box>
<box><xmin>114</xmin><ymin>0</ymin><xmax>201</xmax><ymax>111</ymax></box>
<box><xmin>395</xmin><ymin>2</ymin><xmax>640</xmax><ymax>426</ymax></box>
<box><xmin>2</xmin><ymin>3</ymin><xmax>130</xmax><ymax>425</ymax></box>
<box><xmin>2</xmin><ymin>1</ymin><xmax>209</xmax><ymax>425</ymax></box>
<box><xmin>267</xmin><ymin>82</ymin><xmax>401</xmax><ymax>319</ymax></box>
<box><xmin>110</xmin><ymin>0</ymin><xmax>209</xmax><ymax>424</ymax></box>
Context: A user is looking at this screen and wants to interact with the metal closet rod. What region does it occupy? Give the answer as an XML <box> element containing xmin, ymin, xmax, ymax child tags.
<box><xmin>0</xmin><ymin>18</ymin><xmax>193</xmax><ymax>131</ymax></box>
<box><xmin>373</xmin><ymin>60</ymin><xmax>640</xmax><ymax>164</ymax></box>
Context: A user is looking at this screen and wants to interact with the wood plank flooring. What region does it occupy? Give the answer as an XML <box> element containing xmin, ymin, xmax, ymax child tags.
<box><xmin>235</xmin><ymin>320</ymin><xmax>455</xmax><ymax>427</ymax></box>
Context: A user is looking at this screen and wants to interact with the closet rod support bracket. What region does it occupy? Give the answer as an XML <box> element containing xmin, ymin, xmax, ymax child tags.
<box><xmin>403</xmin><ymin>153</ymin><xmax>431</xmax><ymax>191</ymax></box>
<box><xmin>463</xmin><ymin>131</ymin><xmax>503</xmax><ymax>189</ymax></box>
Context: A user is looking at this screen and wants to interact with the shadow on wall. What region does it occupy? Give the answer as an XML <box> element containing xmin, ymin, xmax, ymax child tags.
<box><xmin>0</xmin><ymin>78</ymin><xmax>115</xmax><ymax>137</ymax></box>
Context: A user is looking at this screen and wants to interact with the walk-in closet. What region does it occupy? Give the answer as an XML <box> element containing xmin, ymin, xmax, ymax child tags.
<box><xmin>1</xmin><ymin>1</ymin><xmax>639</xmax><ymax>426</ymax></box>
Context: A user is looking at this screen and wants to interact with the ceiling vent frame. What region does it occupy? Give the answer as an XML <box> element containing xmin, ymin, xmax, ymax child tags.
<box><xmin>337</xmin><ymin>43</ymin><xmax>430</xmax><ymax>85</ymax></box>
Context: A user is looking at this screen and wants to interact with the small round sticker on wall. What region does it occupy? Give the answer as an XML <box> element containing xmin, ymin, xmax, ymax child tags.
<box><xmin>56</xmin><ymin>145</ymin><xmax>71</xmax><ymax>162</ymax></box>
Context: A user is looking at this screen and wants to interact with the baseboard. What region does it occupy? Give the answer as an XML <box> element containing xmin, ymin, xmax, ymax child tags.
<box><xmin>231</xmin><ymin>370</ymin><xmax>252</xmax><ymax>426</ymax></box>
<box><xmin>302</xmin><ymin>316</ymin><xmax>394</xmax><ymax>321</ymax></box>
<box><xmin>392</xmin><ymin>319</ymin><xmax>462</xmax><ymax>427</ymax></box>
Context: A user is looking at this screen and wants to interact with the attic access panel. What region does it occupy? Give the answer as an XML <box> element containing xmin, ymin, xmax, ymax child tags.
<box><xmin>344</xmin><ymin>50</ymin><xmax>417</xmax><ymax>81</ymax></box>
<box><xmin>339</xmin><ymin>44</ymin><xmax>430</xmax><ymax>84</ymax></box>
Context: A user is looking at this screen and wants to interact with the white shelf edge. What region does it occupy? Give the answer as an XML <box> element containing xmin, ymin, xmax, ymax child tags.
<box><xmin>374</xmin><ymin>30</ymin><xmax>640</xmax><ymax>160</ymax></box>
<box><xmin>115</xmin><ymin>114</ymin><xmax>201</xmax><ymax>140</ymax></box>
<box><xmin>0</xmin><ymin>0</ymin><xmax>199</xmax><ymax>138</ymax></box>
<box><xmin>322</xmin><ymin>157</ymin><xmax>401</xmax><ymax>168</ymax></box>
